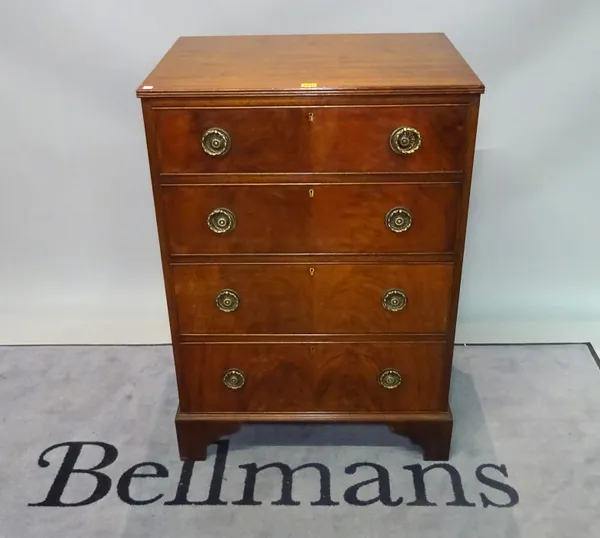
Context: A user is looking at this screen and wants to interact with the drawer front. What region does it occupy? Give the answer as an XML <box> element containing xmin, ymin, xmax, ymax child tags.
<box><xmin>154</xmin><ymin>105</ymin><xmax>468</xmax><ymax>173</ymax></box>
<box><xmin>173</xmin><ymin>263</ymin><xmax>453</xmax><ymax>335</ymax></box>
<box><xmin>179</xmin><ymin>342</ymin><xmax>447</xmax><ymax>413</ymax></box>
<box><xmin>163</xmin><ymin>183</ymin><xmax>460</xmax><ymax>255</ymax></box>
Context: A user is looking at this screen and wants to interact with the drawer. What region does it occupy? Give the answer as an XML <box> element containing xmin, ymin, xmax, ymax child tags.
<box><xmin>163</xmin><ymin>183</ymin><xmax>460</xmax><ymax>255</ymax></box>
<box><xmin>154</xmin><ymin>105</ymin><xmax>468</xmax><ymax>173</ymax></box>
<box><xmin>178</xmin><ymin>342</ymin><xmax>447</xmax><ymax>413</ymax></box>
<box><xmin>172</xmin><ymin>263</ymin><xmax>453</xmax><ymax>335</ymax></box>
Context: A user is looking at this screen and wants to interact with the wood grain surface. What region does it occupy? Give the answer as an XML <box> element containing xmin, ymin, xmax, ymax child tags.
<box><xmin>162</xmin><ymin>182</ymin><xmax>461</xmax><ymax>255</ymax></box>
<box><xmin>178</xmin><ymin>342</ymin><xmax>447</xmax><ymax>413</ymax></box>
<box><xmin>172</xmin><ymin>263</ymin><xmax>453</xmax><ymax>335</ymax></box>
<box><xmin>137</xmin><ymin>34</ymin><xmax>484</xmax><ymax>96</ymax></box>
<box><xmin>153</xmin><ymin>105</ymin><xmax>468</xmax><ymax>173</ymax></box>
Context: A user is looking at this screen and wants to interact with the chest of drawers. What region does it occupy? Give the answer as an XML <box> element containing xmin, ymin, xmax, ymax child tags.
<box><xmin>137</xmin><ymin>33</ymin><xmax>484</xmax><ymax>461</ymax></box>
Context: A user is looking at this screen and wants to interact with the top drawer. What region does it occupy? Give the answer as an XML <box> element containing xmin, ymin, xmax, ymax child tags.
<box><xmin>153</xmin><ymin>105</ymin><xmax>468</xmax><ymax>174</ymax></box>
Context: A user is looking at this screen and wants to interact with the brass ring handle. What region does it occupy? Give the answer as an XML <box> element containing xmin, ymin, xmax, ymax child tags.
<box><xmin>216</xmin><ymin>289</ymin><xmax>240</xmax><ymax>312</ymax></box>
<box><xmin>390</xmin><ymin>126</ymin><xmax>422</xmax><ymax>155</ymax></box>
<box><xmin>208</xmin><ymin>208</ymin><xmax>236</xmax><ymax>234</ymax></box>
<box><xmin>379</xmin><ymin>369</ymin><xmax>402</xmax><ymax>389</ymax></box>
<box><xmin>382</xmin><ymin>288</ymin><xmax>407</xmax><ymax>312</ymax></box>
<box><xmin>385</xmin><ymin>207</ymin><xmax>412</xmax><ymax>233</ymax></box>
<box><xmin>223</xmin><ymin>368</ymin><xmax>246</xmax><ymax>390</ymax></box>
<box><xmin>202</xmin><ymin>127</ymin><xmax>231</xmax><ymax>156</ymax></box>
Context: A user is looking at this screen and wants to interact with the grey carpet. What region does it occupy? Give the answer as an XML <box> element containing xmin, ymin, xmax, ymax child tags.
<box><xmin>0</xmin><ymin>344</ymin><xmax>599</xmax><ymax>537</ymax></box>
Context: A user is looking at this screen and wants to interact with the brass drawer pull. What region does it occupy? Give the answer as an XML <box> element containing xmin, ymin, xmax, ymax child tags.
<box><xmin>390</xmin><ymin>126</ymin><xmax>421</xmax><ymax>155</ymax></box>
<box><xmin>223</xmin><ymin>368</ymin><xmax>246</xmax><ymax>390</ymax></box>
<box><xmin>202</xmin><ymin>127</ymin><xmax>231</xmax><ymax>156</ymax></box>
<box><xmin>382</xmin><ymin>288</ymin><xmax>407</xmax><ymax>312</ymax></box>
<box><xmin>379</xmin><ymin>369</ymin><xmax>402</xmax><ymax>389</ymax></box>
<box><xmin>208</xmin><ymin>207</ymin><xmax>236</xmax><ymax>233</ymax></box>
<box><xmin>386</xmin><ymin>207</ymin><xmax>412</xmax><ymax>233</ymax></box>
<box><xmin>216</xmin><ymin>289</ymin><xmax>240</xmax><ymax>312</ymax></box>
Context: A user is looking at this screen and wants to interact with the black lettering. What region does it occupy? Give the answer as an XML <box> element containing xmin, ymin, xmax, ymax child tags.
<box><xmin>28</xmin><ymin>442</ymin><xmax>118</xmax><ymax>507</ymax></box>
<box><xmin>344</xmin><ymin>462</ymin><xmax>402</xmax><ymax>506</ymax></box>
<box><xmin>117</xmin><ymin>462</ymin><xmax>168</xmax><ymax>505</ymax></box>
<box><xmin>476</xmin><ymin>464</ymin><xmax>519</xmax><ymax>507</ymax></box>
<box><xmin>405</xmin><ymin>463</ymin><xmax>476</xmax><ymax>507</ymax></box>
<box><xmin>233</xmin><ymin>462</ymin><xmax>339</xmax><ymax>506</ymax></box>
<box><xmin>165</xmin><ymin>440</ymin><xmax>229</xmax><ymax>505</ymax></box>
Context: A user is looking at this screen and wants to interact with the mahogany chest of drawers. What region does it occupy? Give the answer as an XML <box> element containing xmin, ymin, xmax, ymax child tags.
<box><xmin>137</xmin><ymin>33</ymin><xmax>484</xmax><ymax>460</ymax></box>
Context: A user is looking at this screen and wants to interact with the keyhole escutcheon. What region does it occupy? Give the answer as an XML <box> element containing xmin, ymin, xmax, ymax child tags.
<box><xmin>309</xmin><ymin>267</ymin><xmax>315</xmax><ymax>276</ymax></box>
<box><xmin>309</xmin><ymin>188</ymin><xmax>314</xmax><ymax>198</ymax></box>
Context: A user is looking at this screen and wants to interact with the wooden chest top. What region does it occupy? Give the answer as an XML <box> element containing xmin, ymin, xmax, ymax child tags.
<box><xmin>137</xmin><ymin>33</ymin><xmax>484</xmax><ymax>97</ymax></box>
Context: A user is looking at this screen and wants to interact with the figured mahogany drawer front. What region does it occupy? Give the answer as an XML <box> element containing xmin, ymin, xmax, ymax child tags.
<box><xmin>179</xmin><ymin>342</ymin><xmax>446</xmax><ymax>413</ymax></box>
<box><xmin>163</xmin><ymin>182</ymin><xmax>460</xmax><ymax>255</ymax></box>
<box><xmin>172</xmin><ymin>263</ymin><xmax>453</xmax><ymax>335</ymax></box>
<box><xmin>154</xmin><ymin>105</ymin><xmax>468</xmax><ymax>174</ymax></box>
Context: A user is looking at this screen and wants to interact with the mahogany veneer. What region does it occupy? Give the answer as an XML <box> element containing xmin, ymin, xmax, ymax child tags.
<box><xmin>172</xmin><ymin>263</ymin><xmax>454</xmax><ymax>335</ymax></box>
<box><xmin>137</xmin><ymin>33</ymin><xmax>484</xmax><ymax>461</ymax></box>
<box><xmin>163</xmin><ymin>183</ymin><xmax>461</xmax><ymax>255</ymax></box>
<box><xmin>178</xmin><ymin>342</ymin><xmax>447</xmax><ymax>413</ymax></box>
<box><xmin>153</xmin><ymin>105</ymin><xmax>468</xmax><ymax>173</ymax></box>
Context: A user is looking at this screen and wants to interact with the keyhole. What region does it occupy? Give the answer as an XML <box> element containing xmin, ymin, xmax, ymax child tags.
<box><xmin>309</xmin><ymin>267</ymin><xmax>315</xmax><ymax>276</ymax></box>
<box><xmin>309</xmin><ymin>188</ymin><xmax>314</xmax><ymax>198</ymax></box>
<box><xmin>308</xmin><ymin>112</ymin><xmax>314</xmax><ymax>122</ymax></box>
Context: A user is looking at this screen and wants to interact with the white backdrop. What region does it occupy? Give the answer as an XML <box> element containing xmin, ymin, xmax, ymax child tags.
<box><xmin>1</xmin><ymin>1</ymin><xmax>599</xmax><ymax>345</ymax></box>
